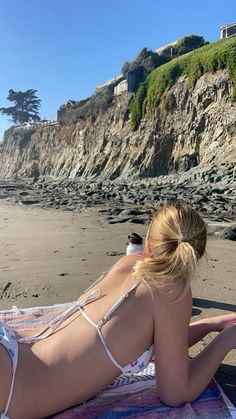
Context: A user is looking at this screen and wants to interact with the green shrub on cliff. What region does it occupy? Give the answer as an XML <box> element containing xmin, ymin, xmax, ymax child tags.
<box><xmin>130</xmin><ymin>81</ymin><xmax>148</xmax><ymax>130</ymax></box>
<box><xmin>15</xmin><ymin>127</ymin><xmax>35</xmax><ymax>140</ymax></box>
<box><xmin>177</xmin><ymin>34</ymin><xmax>208</xmax><ymax>54</ymax></box>
<box><xmin>14</xmin><ymin>127</ymin><xmax>36</xmax><ymax>149</ymax></box>
<box><xmin>160</xmin><ymin>34</ymin><xmax>208</xmax><ymax>60</ymax></box>
<box><xmin>130</xmin><ymin>36</ymin><xmax>236</xmax><ymax>130</ymax></box>
<box><xmin>122</xmin><ymin>48</ymin><xmax>168</xmax><ymax>93</ymax></box>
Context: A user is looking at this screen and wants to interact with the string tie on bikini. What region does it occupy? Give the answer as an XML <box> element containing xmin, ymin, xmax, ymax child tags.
<box><xmin>18</xmin><ymin>288</ymin><xmax>102</xmax><ymax>344</ymax></box>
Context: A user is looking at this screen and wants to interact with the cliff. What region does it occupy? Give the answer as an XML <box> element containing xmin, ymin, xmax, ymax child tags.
<box><xmin>0</xmin><ymin>69</ymin><xmax>235</xmax><ymax>183</ymax></box>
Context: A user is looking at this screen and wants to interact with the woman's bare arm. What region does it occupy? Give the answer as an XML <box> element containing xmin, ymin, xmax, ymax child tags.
<box><xmin>188</xmin><ymin>312</ymin><xmax>236</xmax><ymax>347</ymax></box>
<box><xmin>153</xmin><ymin>285</ymin><xmax>235</xmax><ymax>407</ymax></box>
<box><xmin>187</xmin><ymin>325</ymin><xmax>235</xmax><ymax>401</ymax></box>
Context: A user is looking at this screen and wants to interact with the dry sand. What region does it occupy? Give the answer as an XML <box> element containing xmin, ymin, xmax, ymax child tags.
<box><xmin>0</xmin><ymin>203</ymin><xmax>235</xmax><ymax>404</ymax></box>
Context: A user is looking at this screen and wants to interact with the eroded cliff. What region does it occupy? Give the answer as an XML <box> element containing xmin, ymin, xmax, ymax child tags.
<box><xmin>0</xmin><ymin>69</ymin><xmax>235</xmax><ymax>183</ymax></box>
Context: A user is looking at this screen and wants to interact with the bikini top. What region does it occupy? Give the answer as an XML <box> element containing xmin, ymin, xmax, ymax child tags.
<box><xmin>19</xmin><ymin>279</ymin><xmax>154</xmax><ymax>375</ymax></box>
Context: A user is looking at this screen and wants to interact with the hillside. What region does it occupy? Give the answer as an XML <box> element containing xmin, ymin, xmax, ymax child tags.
<box><xmin>0</xmin><ymin>37</ymin><xmax>235</xmax><ymax>184</ymax></box>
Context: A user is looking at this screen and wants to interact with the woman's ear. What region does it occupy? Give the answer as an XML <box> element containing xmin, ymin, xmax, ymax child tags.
<box><xmin>146</xmin><ymin>241</ymin><xmax>152</xmax><ymax>255</ymax></box>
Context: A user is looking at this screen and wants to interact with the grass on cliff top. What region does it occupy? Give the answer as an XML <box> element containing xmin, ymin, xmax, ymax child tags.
<box><xmin>130</xmin><ymin>36</ymin><xmax>236</xmax><ymax>130</ymax></box>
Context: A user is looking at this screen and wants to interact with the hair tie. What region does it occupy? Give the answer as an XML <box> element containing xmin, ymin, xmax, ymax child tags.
<box><xmin>178</xmin><ymin>237</ymin><xmax>188</xmax><ymax>244</ymax></box>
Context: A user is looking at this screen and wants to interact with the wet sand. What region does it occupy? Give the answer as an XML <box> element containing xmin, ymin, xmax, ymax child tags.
<box><xmin>0</xmin><ymin>203</ymin><xmax>235</xmax><ymax>404</ymax></box>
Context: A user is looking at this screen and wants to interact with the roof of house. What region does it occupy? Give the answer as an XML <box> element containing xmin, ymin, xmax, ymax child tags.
<box><xmin>155</xmin><ymin>40</ymin><xmax>178</xmax><ymax>54</ymax></box>
<box><xmin>220</xmin><ymin>22</ymin><xmax>236</xmax><ymax>30</ymax></box>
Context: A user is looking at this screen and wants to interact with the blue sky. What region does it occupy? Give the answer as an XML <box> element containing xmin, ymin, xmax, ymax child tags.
<box><xmin>0</xmin><ymin>0</ymin><xmax>235</xmax><ymax>140</ymax></box>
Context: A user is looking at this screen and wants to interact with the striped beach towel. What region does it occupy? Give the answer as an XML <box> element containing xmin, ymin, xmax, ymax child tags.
<box><xmin>0</xmin><ymin>302</ymin><xmax>235</xmax><ymax>419</ymax></box>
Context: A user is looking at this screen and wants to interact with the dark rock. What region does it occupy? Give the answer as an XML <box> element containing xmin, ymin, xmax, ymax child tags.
<box><xmin>215</xmin><ymin>227</ymin><xmax>236</xmax><ymax>241</ymax></box>
<box><xmin>106</xmin><ymin>251</ymin><xmax>124</xmax><ymax>256</ymax></box>
<box><xmin>108</xmin><ymin>217</ymin><xmax>132</xmax><ymax>224</ymax></box>
<box><xmin>19</xmin><ymin>191</ymin><xmax>29</xmax><ymax>196</ymax></box>
<box><xmin>20</xmin><ymin>199</ymin><xmax>40</xmax><ymax>205</ymax></box>
<box><xmin>127</xmin><ymin>218</ymin><xmax>147</xmax><ymax>224</ymax></box>
<box><xmin>119</xmin><ymin>209</ymin><xmax>144</xmax><ymax>216</ymax></box>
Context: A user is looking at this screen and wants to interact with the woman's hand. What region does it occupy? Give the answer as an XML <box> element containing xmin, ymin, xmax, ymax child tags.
<box><xmin>220</xmin><ymin>323</ymin><xmax>236</xmax><ymax>350</ymax></box>
<box><xmin>212</xmin><ymin>313</ymin><xmax>236</xmax><ymax>333</ymax></box>
<box><xmin>188</xmin><ymin>313</ymin><xmax>236</xmax><ymax>347</ymax></box>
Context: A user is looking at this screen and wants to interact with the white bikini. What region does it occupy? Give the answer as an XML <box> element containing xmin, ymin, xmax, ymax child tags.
<box><xmin>0</xmin><ymin>323</ymin><xmax>18</xmax><ymax>419</ymax></box>
<box><xmin>19</xmin><ymin>279</ymin><xmax>154</xmax><ymax>374</ymax></box>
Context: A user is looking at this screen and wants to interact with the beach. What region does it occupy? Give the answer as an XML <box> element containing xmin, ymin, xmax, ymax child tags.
<box><xmin>0</xmin><ymin>202</ymin><xmax>235</xmax><ymax>403</ymax></box>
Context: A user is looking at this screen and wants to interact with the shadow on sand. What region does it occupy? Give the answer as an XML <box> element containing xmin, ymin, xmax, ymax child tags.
<box><xmin>215</xmin><ymin>363</ymin><xmax>236</xmax><ymax>407</ymax></box>
<box><xmin>193</xmin><ymin>298</ymin><xmax>236</xmax><ymax>312</ymax></box>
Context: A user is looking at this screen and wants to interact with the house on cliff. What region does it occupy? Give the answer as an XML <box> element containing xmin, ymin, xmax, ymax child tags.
<box><xmin>63</xmin><ymin>24</ymin><xmax>236</xmax><ymax>106</ymax></box>
<box><xmin>96</xmin><ymin>75</ymin><xmax>123</xmax><ymax>93</ymax></box>
<box><xmin>155</xmin><ymin>40</ymin><xmax>178</xmax><ymax>56</ymax></box>
<box><xmin>220</xmin><ymin>22</ymin><xmax>236</xmax><ymax>39</ymax></box>
<box><xmin>114</xmin><ymin>72</ymin><xmax>138</xmax><ymax>96</ymax></box>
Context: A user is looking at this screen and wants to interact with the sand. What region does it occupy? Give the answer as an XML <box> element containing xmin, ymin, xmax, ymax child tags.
<box><xmin>0</xmin><ymin>202</ymin><xmax>235</xmax><ymax>403</ymax></box>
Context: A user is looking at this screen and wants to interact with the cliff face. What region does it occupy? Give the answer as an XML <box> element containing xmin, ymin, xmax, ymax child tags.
<box><xmin>0</xmin><ymin>69</ymin><xmax>235</xmax><ymax>181</ymax></box>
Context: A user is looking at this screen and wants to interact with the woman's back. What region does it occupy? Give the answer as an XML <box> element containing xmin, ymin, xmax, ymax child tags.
<box><xmin>7</xmin><ymin>254</ymin><xmax>154</xmax><ymax>418</ymax></box>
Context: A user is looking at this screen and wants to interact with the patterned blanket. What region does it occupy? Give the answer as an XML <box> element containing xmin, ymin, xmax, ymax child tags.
<box><xmin>0</xmin><ymin>302</ymin><xmax>235</xmax><ymax>419</ymax></box>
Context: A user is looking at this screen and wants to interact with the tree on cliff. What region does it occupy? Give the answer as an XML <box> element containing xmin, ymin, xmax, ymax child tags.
<box><xmin>160</xmin><ymin>34</ymin><xmax>208</xmax><ymax>59</ymax></box>
<box><xmin>0</xmin><ymin>89</ymin><xmax>41</xmax><ymax>125</ymax></box>
<box><xmin>122</xmin><ymin>48</ymin><xmax>167</xmax><ymax>92</ymax></box>
<box><xmin>122</xmin><ymin>48</ymin><xmax>165</xmax><ymax>78</ymax></box>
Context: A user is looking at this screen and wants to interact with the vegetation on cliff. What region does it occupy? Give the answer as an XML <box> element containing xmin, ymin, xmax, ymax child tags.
<box><xmin>58</xmin><ymin>83</ymin><xmax>115</xmax><ymax>124</ymax></box>
<box><xmin>122</xmin><ymin>36</ymin><xmax>208</xmax><ymax>94</ymax></box>
<box><xmin>122</xmin><ymin>48</ymin><xmax>167</xmax><ymax>93</ymax></box>
<box><xmin>130</xmin><ymin>36</ymin><xmax>236</xmax><ymax>130</ymax></box>
<box><xmin>59</xmin><ymin>35</ymin><xmax>209</xmax><ymax>125</ymax></box>
<box><xmin>159</xmin><ymin>34</ymin><xmax>208</xmax><ymax>60</ymax></box>
<box><xmin>3</xmin><ymin>125</ymin><xmax>36</xmax><ymax>150</ymax></box>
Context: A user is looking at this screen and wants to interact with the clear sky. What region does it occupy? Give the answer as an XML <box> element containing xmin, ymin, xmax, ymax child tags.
<box><xmin>0</xmin><ymin>0</ymin><xmax>235</xmax><ymax>140</ymax></box>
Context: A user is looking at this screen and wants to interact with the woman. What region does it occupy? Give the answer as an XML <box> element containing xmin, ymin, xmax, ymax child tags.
<box><xmin>0</xmin><ymin>201</ymin><xmax>235</xmax><ymax>418</ymax></box>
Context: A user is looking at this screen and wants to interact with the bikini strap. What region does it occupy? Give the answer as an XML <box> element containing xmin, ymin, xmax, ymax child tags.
<box><xmin>94</xmin><ymin>280</ymin><xmax>141</xmax><ymax>373</ymax></box>
<box><xmin>18</xmin><ymin>288</ymin><xmax>102</xmax><ymax>344</ymax></box>
<box><xmin>18</xmin><ymin>264</ymin><xmax>115</xmax><ymax>345</ymax></box>
<box><xmin>96</xmin><ymin>281</ymin><xmax>141</xmax><ymax>328</ymax></box>
<box><xmin>18</xmin><ymin>266</ymin><xmax>140</xmax><ymax>344</ymax></box>
<box><xmin>2</xmin><ymin>330</ymin><xmax>18</xmax><ymax>417</ymax></box>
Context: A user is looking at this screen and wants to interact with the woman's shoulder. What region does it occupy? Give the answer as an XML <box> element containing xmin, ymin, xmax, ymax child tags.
<box><xmin>111</xmin><ymin>254</ymin><xmax>145</xmax><ymax>274</ymax></box>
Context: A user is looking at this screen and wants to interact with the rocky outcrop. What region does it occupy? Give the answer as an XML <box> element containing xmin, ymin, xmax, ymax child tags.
<box><xmin>0</xmin><ymin>70</ymin><xmax>235</xmax><ymax>183</ymax></box>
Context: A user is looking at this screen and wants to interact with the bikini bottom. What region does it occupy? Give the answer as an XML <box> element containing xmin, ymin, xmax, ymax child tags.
<box><xmin>0</xmin><ymin>321</ymin><xmax>18</xmax><ymax>419</ymax></box>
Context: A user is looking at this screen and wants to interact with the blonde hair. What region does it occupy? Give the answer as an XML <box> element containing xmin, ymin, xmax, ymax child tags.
<box><xmin>133</xmin><ymin>202</ymin><xmax>206</xmax><ymax>296</ymax></box>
